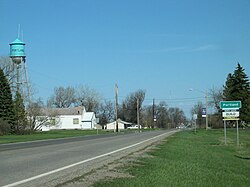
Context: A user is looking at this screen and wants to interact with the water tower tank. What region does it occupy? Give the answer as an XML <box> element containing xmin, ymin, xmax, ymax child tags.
<box><xmin>9</xmin><ymin>38</ymin><xmax>26</xmax><ymax>64</ymax></box>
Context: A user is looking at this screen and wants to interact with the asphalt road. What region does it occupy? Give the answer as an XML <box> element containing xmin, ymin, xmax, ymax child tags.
<box><xmin>0</xmin><ymin>130</ymin><xmax>178</xmax><ymax>187</ymax></box>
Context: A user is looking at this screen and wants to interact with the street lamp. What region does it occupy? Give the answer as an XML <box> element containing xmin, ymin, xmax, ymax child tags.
<box><xmin>189</xmin><ymin>88</ymin><xmax>209</xmax><ymax>130</ymax></box>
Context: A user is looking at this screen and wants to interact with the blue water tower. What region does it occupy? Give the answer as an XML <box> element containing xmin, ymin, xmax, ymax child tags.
<box><xmin>9</xmin><ymin>38</ymin><xmax>26</xmax><ymax>64</ymax></box>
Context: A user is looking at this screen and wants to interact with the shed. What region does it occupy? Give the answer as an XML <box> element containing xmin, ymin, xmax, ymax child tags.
<box><xmin>81</xmin><ymin>112</ymin><xmax>97</xmax><ymax>129</ymax></box>
<box><xmin>105</xmin><ymin>119</ymin><xmax>132</xmax><ymax>130</ymax></box>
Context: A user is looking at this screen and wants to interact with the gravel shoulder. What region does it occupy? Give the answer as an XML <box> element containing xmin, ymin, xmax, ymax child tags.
<box><xmin>54</xmin><ymin>130</ymin><xmax>178</xmax><ymax>187</ymax></box>
<box><xmin>11</xmin><ymin>130</ymin><xmax>178</xmax><ymax>187</ymax></box>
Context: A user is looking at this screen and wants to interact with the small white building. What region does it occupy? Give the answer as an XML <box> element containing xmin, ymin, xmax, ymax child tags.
<box><xmin>37</xmin><ymin>106</ymin><xmax>97</xmax><ymax>131</ymax></box>
<box><xmin>105</xmin><ymin>119</ymin><xmax>133</xmax><ymax>130</ymax></box>
<box><xmin>81</xmin><ymin>112</ymin><xmax>96</xmax><ymax>129</ymax></box>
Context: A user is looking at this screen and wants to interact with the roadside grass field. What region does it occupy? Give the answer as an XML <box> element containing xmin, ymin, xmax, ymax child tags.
<box><xmin>0</xmin><ymin>129</ymin><xmax>112</xmax><ymax>144</ymax></box>
<box><xmin>94</xmin><ymin>129</ymin><xmax>250</xmax><ymax>187</ymax></box>
<box><xmin>0</xmin><ymin>128</ymin><xmax>158</xmax><ymax>144</ymax></box>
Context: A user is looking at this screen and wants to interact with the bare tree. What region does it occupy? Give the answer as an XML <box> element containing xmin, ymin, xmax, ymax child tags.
<box><xmin>0</xmin><ymin>56</ymin><xmax>33</xmax><ymax>105</ymax></box>
<box><xmin>119</xmin><ymin>89</ymin><xmax>146</xmax><ymax>124</ymax></box>
<box><xmin>97</xmin><ymin>100</ymin><xmax>115</xmax><ymax>126</ymax></box>
<box><xmin>26</xmin><ymin>99</ymin><xmax>43</xmax><ymax>130</ymax></box>
<box><xmin>27</xmin><ymin>98</ymin><xmax>59</xmax><ymax>131</ymax></box>
<box><xmin>142</xmin><ymin>105</ymin><xmax>153</xmax><ymax>128</ymax></box>
<box><xmin>47</xmin><ymin>86</ymin><xmax>76</xmax><ymax>108</ymax></box>
<box><xmin>207</xmin><ymin>87</ymin><xmax>224</xmax><ymax>128</ymax></box>
<box><xmin>191</xmin><ymin>101</ymin><xmax>204</xmax><ymax>128</ymax></box>
<box><xmin>155</xmin><ymin>101</ymin><xmax>169</xmax><ymax>128</ymax></box>
<box><xmin>142</xmin><ymin>102</ymin><xmax>186</xmax><ymax>129</ymax></box>
<box><xmin>0</xmin><ymin>56</ymin><xmax>16</xmax><ymax>85</ymax></box>
<box><xmin>168</xmin><ymin>107</ymin><xmax>186</xmax><ymax>128</ymax></box>
<box><xmin>76</xmin><ymin>85</ymin><xmax>101</xmax><ymax>112</ymax></box>
<box><xmin>209</xmin><ymin>86</ymin><xmax>224</xmax><ymax>113</ymax></box>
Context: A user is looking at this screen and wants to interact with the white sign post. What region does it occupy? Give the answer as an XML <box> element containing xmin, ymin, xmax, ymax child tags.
<box><xmin>193</xmin><ymin>114</ymin><xmax>197</xmax><ymax>133</ymax></box>
<box><xmin>220</xmin><ymin>101</ymin><xmax>241</xmax><ymax>146</ymax></box>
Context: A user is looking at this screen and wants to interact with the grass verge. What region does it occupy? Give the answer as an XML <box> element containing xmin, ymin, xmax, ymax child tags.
<box><xmin>0</xmin><ymin>129</ymin><xmax>112</xmax><ymax>144</ymax></box>
<box><xmin>0</xmin><ymin>128</ymin><xmax>159</xmax><ymax>144</ymax></box>
<box><xmin>94</xmin><ymin>129</ymin><xmax>250</xmax><ymax>187</ymax></box>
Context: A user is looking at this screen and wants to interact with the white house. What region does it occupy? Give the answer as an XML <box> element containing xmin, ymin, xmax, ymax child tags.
<box><xmin>105</xmin><ymin>119</ymin><xmax>133</xmax><ymax>130</ymax></box>
<box><xmin>37</xmin><ymin>106</ymin><xmax>97</xmax><ymax>131</ymax></box>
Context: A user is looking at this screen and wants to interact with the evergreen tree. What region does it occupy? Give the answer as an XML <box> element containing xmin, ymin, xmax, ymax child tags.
<box><xmin>223</xmin><ymin>63</ymin><xmax>250</xmax><ymax>122</ymax></box>
<box><xmin>0</xmin><ymin>68</ymin><xmax>15</xmax><ymax>133</ymax></box>
<box><xmin>13</xmin><ymin>91</ymin><xmax>27</xmax><ymax>134</ymax></box>
<box><xmin>223</xmin><ymin>73</ymin><xmax>235</xmax><ymax>101</ymax></box>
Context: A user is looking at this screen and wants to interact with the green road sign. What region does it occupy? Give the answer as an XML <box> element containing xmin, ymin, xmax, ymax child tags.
<box><xmin>220</xmin><ymin>101</ymin><xmax>241</xmax><ymax>110</ymax></box>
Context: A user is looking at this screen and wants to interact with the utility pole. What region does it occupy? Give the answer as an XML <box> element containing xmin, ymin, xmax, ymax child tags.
<box><xmin>115</xmin><ymin>83</ymin><xmax>119</xmax><ymax>132</ymax></box>
<box><xmin>205</xmin><ymin>91</ymin><xmax>208</xmax><ymax>130</ymax></box>
<box><xmin>189</xmin><ymin>88</ymin><xmax>209</xmax><ymax>130</ymax></box>
<box><xmin>137</xmin><ymin>98</ymin><xmax>140</xmax><ymax>131</ymax></box>
<box><xmin>153</xmin><ymin>98</ymin><xmax>156</xmax><ymax>128</ymax></box>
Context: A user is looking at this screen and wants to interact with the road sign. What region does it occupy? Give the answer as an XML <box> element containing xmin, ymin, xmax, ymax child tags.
<box><xmin>153</xmin><ymin>113</ymin><xmax>157</xmax><ymax>122</ymax></box>
<box><xmin>222</xmin><ymin>111</ymin><xmax>239</xmax><ymax>118</ymax></box>
<box><xmin>220</xmin><ymin>101</ymin><xmax>241</xmax><ymax>110</ymax></box>
<box><xmin>220</xmin><ymin>102</ymin><xmax>241</xmax><ymax>148</ymax></box>
<box><xmin>193</xmin><ymin>114</ymin><xmax>197</xmax><ymax>120</ymax></box>
<box><xmin>202</xmin><ymin>108</ymin><xmax>206</xmax><ymax>117</ymax></box>
<box><xmin>223</xmin><ymin>117</ymin><xmax>240</xmax><ymax>121</ymax></box>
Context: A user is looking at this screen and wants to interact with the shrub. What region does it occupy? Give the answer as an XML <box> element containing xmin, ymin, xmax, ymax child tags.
<box><xmin>0</xmin><ymin>118</ymin><xmax>10</xmax><ymax>135</ymax></box>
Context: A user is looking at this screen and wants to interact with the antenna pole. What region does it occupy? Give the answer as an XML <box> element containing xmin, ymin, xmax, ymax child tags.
<box><xmin>18</xmin><ymin>24</ymin><xmax>21</xmax><ymax>38</ymax></box>
<box><xmin>21</xmin><ymin>30</ymin><xmax>24</xmax><ymax>41</ymax></box>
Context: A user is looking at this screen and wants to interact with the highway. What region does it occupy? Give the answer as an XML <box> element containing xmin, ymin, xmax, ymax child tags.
<box><xmin>0</xmin><ymin>130</ymin><xmax>177</xmax><ymax>187</ymax></box>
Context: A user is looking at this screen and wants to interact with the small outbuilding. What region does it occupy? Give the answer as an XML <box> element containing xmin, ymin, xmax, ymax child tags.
<box><xmin>105</xmin><ymin>119</ymin><xmax>133</xmax><ymax>130</ymax></box>
<box><xmin>81</xmin><ymin>112</ymin><xmax>96</xmax><ymax>129</ymax></box>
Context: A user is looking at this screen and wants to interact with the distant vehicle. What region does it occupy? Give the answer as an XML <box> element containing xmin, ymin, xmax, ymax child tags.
<box><xmin>127</xmin><ymin>125</ymin><xmax>141</xmax><ymax>129</ymax></box>
<box><xmin>176</xmin><ymin>124</ymin><xmax>187</xmax><ymax>129</ymax></box>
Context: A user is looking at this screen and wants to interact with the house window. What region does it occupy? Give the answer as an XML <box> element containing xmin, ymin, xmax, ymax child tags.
<box><xmin>73</xmin><ymin>118</ymin><xmax>79</xmax><ymax>124</ymax></box>
<box><xmin>49</xmin><ymin>118</ymin><xmax>56</xmax><ymax>125</ymax></box>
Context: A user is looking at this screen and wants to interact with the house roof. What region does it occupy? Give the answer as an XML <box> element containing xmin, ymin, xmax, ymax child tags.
<box><xmin>117</xmin><ymin>119</ymin><xmax>133</xmax><ymax>125</ymax></box>
<box><xmin>41</xmin><ymin>106</ymin><xmax>84</xmax><ymax>116</ymax></box>
<box><xmin>106</xmin><ymin>119</ymin><xmax>133</xmax><ymax>125</ymax></box>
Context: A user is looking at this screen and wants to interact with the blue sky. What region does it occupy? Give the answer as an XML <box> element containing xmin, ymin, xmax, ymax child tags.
<box><xmin>1</xmin><ymin>0</ymin><xmax>250</xmax><ymax>117</ymax></box>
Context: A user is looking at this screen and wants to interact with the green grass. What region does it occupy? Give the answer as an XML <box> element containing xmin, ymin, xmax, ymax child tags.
<box><xmin>94</xmin><ymin>129</ymin><xmax>250</xmax><ymax>187</ymax></box>
<box><xmin>0</xmin><ymin>129</ymin><xmax>112</xmax><ymax>144</ymax></box>
<box><xmin>0</xmin><ymin>128</ymin><xmax>159</xmax><ymax>144</ymax></box>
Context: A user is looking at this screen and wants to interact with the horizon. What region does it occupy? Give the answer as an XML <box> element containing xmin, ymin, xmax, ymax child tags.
<box><xmin>1</xmin><ymin>0</ymin><xmax>250</xmax><ymax>118</ymax></box>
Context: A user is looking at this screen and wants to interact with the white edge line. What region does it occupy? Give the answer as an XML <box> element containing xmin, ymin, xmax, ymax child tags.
<box><xmin>3</xmin><ymin>131</ymin><xmax>174</xmax><ymax>187</ymax></box>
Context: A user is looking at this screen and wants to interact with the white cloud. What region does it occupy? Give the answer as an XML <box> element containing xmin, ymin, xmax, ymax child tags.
<box><xmin>189</xmin><ymin>44</ymin><xmax>218</xmax><ymax>52</ymax></box>
<box><xmin>145</xmin><ymin>47</ymin><xmax>186</xmax><ymax>53</ymax></box>
<box><xmin>142</xmin><ymin>44</ymin><xmax>218</xmax><ymax>54</ymax></box>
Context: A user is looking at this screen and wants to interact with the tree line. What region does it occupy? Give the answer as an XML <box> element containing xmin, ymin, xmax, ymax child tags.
<box><xmin>0</xmin><ymin>57</ymin><xmax>187</xmax><ymax>134</ymax></box>
<box><xmin>0</xmin><ymin>67</ymin><xmax>26</xmax><ymax>135</ymax></box>
<box><xmin>30</xmin><ymin>87</ymin><xmax>187</xmax><ymax>130</ymax></box>
<box><xmin>1</xmin><ymin>55</ymin><xmax>249</xmax><ymax>134</ymax></box>
<box><xmin>191</xmin><ymin>63</ymin><xmax>250</xmax><ymax>128</ymax></box>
